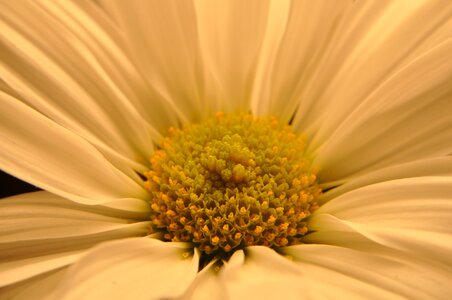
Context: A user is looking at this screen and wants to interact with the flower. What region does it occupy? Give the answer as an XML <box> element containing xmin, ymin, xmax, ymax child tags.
<box><xmin>1</xmin><ymin>0</ymin><xmax>452</xmax><ymax>299</ymax></box>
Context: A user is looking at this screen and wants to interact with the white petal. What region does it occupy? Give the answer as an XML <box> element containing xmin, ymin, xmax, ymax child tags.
<box><xmin>0</xmin><ymin>191</ymin><xmax>146</xmax><ymax>244</ymax></box>
<box><xmin>250</xmin><ymin>0</ymin><xmax>291</xmax><ymax>117</ymax></box>
<box><xmin>1</xmin><ymin>220</ymin><xmax>148</xmax><ymax>262</ymax></box>
<box><xmin>310</xmin><ymin>177</ymin><xmax>452</xmax><ymax>268</ymax></box>
<box><xmin>320</xmin><ymin>156</ymin><xmax>452</xmax><ymax>203</ymax></box>
<box><xmin>178</xmin><ymin>265</ymin><xmax>225</xmax><ymax>300</ymax></box>
<box><xmin>0</xmin><ymin>192</ymin><xmax>150</xmax><ymax>286</ymax></box>
<box><xmin>299</xmin><ymin>265</ymin><xmax>401</xmax><ymax>300</ymax></box>
<box><xmin>0</xmin><ymin>93</ymin><xmax>148</xmax><ymax>206</ymax></box>
<box><xmin>224</xmin><ymin>245</ymin><xmax>450</xmax><ymax>299</ymax></box>
<box><xmin>222</xmin><ymin>246</ymin><xmax>402</xmax><ymax>299</ymax></box>
<box><xmin>315</xmin><ymin>38</ymin><xmax>452</xmax><ymax>181</ymax></box>
<box><xmin>293</xmin><ymin>1</ymin><xmax>452</xmax><ymax>145</ymax></box>
<box><xmin>99</xmin><ymin>0</ymin><xmax>206</xmax><ymax>123</ymax></box>
<box><xmin>0</xmin><ymin>251</ymin><xmax>83</xmax><ymax>288</ymax></box>
<box><xmin>0</xmin><ymin>0</ymin><xmax>158</xmax><ymax>170</ymax></box>
<box><xmin>0</xmin><ymin>268</ymin><xmax>67</xmax><ymax>300</ymax></box>
<box><xmin>254</xmin><ymin>0</ymin><xmax>356</xmax><ymax>121</ymax></box>
<box><xmin>194</xmin><ymin>0</ymin><xmax>271</xmax><ymax>114</ymax></box>
<box><xmin>284</xmin><ymin>244</ymin><xmax>451</xmax><ymax>299</ymax></box>
<box><xmin>50</xmin><ymin>238</ymin><xmax>199</xmax><ymax>300</ymax></box>
<box><xmin>221</xmin><ymin>247</ymin><xmax>307</xmax><ymax>300</ymax></box>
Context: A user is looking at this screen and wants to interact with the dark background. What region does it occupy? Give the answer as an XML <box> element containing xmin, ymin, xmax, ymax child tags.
<box><xmin>0</xmin><ymin>170</ymin><xmax>40</xmax><ymax>198</ymax></box>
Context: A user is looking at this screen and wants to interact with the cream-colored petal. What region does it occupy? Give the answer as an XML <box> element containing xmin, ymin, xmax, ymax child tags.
<box><xmin>101</xmin><ymin>0</ymin><xmax>275</xmax><ymax>119</ymax></box>
<box><xmin>178</xmin><ymin>264</ymin><xmax>225</xmax><ymax>300</ymax></box>
<box><xmin>106</xmin><ymin>0</ymin><xmax>211</xmax><ymax>122</ymax></box>
<box><xmin>98</xmin><ymin>0</ymin><xmax>203</xmax><ymax>124</ymax></box>
<box><xmin>102</xmin><ymin>0</ymin><xmax>273</xmax><ymax>119</ymax></box>
<box><xmin>254</xmin><ymin>1</ymin><xmax>452</xmax><ymax>135</ymax></box>
<box><xmin>0</xmin><ymin>93</ymin><xmax>148</xmax><ymax>207</ymax></box>
<box><xmin>284</xmin><ymin>244</ymin><xmax>451</xmax><ymax>299</ymax></box>
<box><xmin>0</xmin><ymin>191</ymin><xmax>146</xmax><ymax>244</ymax></box>
<box><xmin>310</xmin><ymin>177</ymin><xmax>452</xmax><ymax>268</ymax></box>
<box><xmin>0</xmin><ymin>0</ymin><xmax>159</xmax><ymax>170</ymax></box>
<box><xmin>250</xmin><ymin>0</ymin><xmax>291</xmax><ymax>117</ymax></box>
<box><xmin>305</xmin><ymin>216</ymin><xmax>452</xmax><ymax>297</ymax></box>
<box><xmin>294</xmin><ymin>1</ymin><xmax>452</xmax><ymax>141</ymax></box>
<box><xmin>1</xmin><ymin>221</ymin><xmax>148</xmax><ymax>261</ymax></box>
<box><xmin>222</xmin><ymin>246</ymin><xmax>403</xmax><ymax>299</ymax></box>
<box><xmin>221</xmin><ymin>247</ymin><xmax>307</xmax><ymax>300</ymax></box>
<box><xmin>315</xmin><ymin>38</ymin><xmax>452</xmax><ymax>181</ymax></box>
<box><xmin>0</xmin><ymin>192</ymin><xmax>149</xmax><ymax>286</ymax></box>
<box><xmin>194</xmin><ymin>0</ymin><xmax>271</xmax><ymax>114</ymax></box>
<box><xmin>320</xmin><ymin>156</ymin><xmax>452</xmax><ymax>204</ymax></box>
<box><xmin>0</xmin><ymin>268</ymin><xmax>67</xmax><ymax>300</ymax></box>
<box><xmin>50</xmin><ymin>238</ymin><xmax>199</xmax><ymax>300</ymax></box>
<box><xmin>254</xmin><ymin>0</ymin><xmax>357</xmax><ymax>121</ymax></box>
<box><xmin>0</xmin><ymin>251</ymin><xmax>83</xmax><ymax>288</ymax></box>
<box><xmin>1</xmin><ymin>190</ymin><xmax>149</xmax><ymax>222</ymax></box>
<box><xmin>300</xmin><ymin>265</ymin><xmax>402</xmax><ymax>300</ymax></box>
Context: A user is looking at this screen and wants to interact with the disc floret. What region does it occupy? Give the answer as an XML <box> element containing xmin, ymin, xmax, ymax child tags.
<box><xmin>144</xmin><ymin>113</ymin><xmax>321</xmax><ymax>255</ymax></box>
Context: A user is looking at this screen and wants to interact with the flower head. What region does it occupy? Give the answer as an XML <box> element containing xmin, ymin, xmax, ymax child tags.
<box><xmin>145</xmin><ymin>113</ymin><xmax>321</xmax><ymax>256</ymax></box>
<box><xmin>1</xmin><ymin>0</ymin><xmax>452</xmax><ymax>299</ymax></box>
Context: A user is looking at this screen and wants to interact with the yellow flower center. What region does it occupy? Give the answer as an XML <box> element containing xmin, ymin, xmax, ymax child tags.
<box><xmin>144</xmin><ymin>113</ymin><xmax>321</xmax><ymax>255</ymax></box>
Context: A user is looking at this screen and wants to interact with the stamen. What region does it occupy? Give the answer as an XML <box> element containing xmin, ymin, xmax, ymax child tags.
<box><xmin>144</xmin><ymin>113</ymin><xmax>321</xmax><ymax>255</ymax></box>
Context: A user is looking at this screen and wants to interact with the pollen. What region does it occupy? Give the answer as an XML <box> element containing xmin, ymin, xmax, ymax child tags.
<box><xmin>144</xmin><ymin>113</ymin><xmax>321</xmax><ymax>255</ymax></box>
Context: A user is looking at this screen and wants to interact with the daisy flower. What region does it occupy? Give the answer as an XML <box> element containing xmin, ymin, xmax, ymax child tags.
<box><xmin>1</xmin><ymin>0</ymin><xmax>452</xmax><ymax>299</ymax></box>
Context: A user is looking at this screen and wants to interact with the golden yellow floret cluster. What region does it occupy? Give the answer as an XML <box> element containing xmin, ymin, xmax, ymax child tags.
<box><xmin>144</xmin><ymin>113</ymin><xmax>321</xmax><ymax>255</ymax></box>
